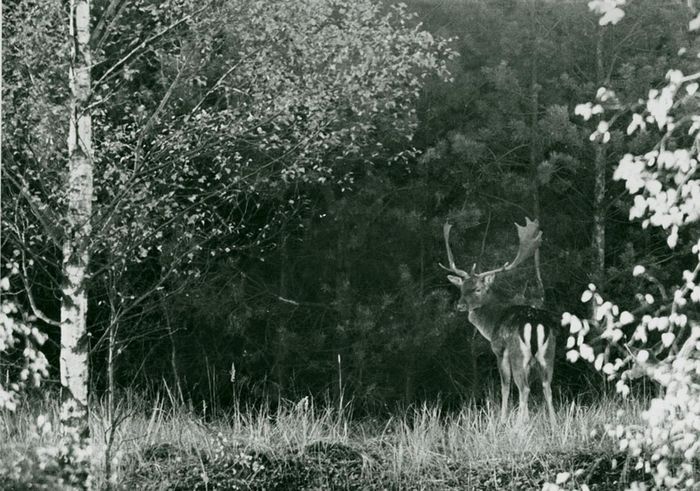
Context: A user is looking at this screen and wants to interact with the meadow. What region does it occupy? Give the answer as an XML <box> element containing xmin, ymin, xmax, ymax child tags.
<box><xmin>1</xmin><ymin>390</ymin><xmax>646</xmax><ymax>490</ymax></box>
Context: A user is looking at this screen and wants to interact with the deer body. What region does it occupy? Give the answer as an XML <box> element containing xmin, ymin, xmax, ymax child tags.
<box><xmin>471</xmin><ymin>303</ymin><xmax>556</xmax><ymax>427</ymax></box>
<box><xmin>442</xmin><ymin>219</ymin><xmax>557</xmax><ymax>428</ymax></box>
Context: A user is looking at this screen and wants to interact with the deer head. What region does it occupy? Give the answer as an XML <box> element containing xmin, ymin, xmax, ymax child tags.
<box><xmin>441</xmin><ymin>218</ymin><xmax>542</xmax><ymax>312</ymax></box>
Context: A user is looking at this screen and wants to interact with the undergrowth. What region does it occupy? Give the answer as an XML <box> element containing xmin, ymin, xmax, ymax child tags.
<box><xmin>0</xmin><ymin>392</ymin><xmax>646</xmax><ymax>489</ymax></box>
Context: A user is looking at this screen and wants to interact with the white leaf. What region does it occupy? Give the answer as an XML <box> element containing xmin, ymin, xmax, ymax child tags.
<box><xmin>555</xmin><ymin>472</ymin><xmax>570</xmax><ymax>484</ymax></box>
<box><xmin>619</xmin><ymin>311</ymin><xmax>634</xmax><ymax>326</ymax></box>
<box><xmin>690</xmin><ymin>13</ymin><xmax>700</xmax><ymax>31</ymax></box>
<box><xmin>575</xmin><ymin>103</ymin><xmax>593</xmax><ymax>121</ymax></box>
<box><xmin>661</xmin><ymin>332</ymin><xmax>675</xmax><ymax>347</ymax></box>
<box><xmin>594</xmin><ymin>354</ymin><xmax>604</xmax><ymax>371</ymax></box>
<box><xmin>569</xmin><ymin>316</ymin><xmax>583</xmax><ymax>334</ymax></box>
<box><xmin>667</xmin><ymin>228</ymin><xmax>678</xmax><ymax>249</ymax></box>
<box><xmin>580</xmin><ymin>343</ymin><xmax>595</xmax><ymax>362</ymax></box>
<box><xmin>616</xmin><ymin>380</ymin><xmax>630</xmax><ymax>397</ymax></box>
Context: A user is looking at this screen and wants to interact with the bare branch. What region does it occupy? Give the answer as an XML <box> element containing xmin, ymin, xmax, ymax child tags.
<box><xmin>3</xmin><ymin>167</ymin><xmax>64</xmax><ymax>245</ymax></box>
<box><xmin>94</xmin><ymin>3</ymin><xmax>210</xmax><ymax>88</ymax></box>
<box><xmin>19</xmin><ymin>246</ymin><xmax>60</xmax><ymax>327</ymax></box>
<box><xmin>90</xmin><ymin>0</ymin><xmax>127</xmax><ymax>49</ymax></box>
<box><xmin>189</xmin><ymin>43</ymin><xmax>270</xmax><ymax>116</ymax></box>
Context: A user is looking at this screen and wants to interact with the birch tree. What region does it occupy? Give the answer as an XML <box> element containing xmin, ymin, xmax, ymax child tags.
<box><xmin>2</xmin><ymin>0</ymin><xmax>455</xmax><ymax>431</ymax></box>
<box><xmin>59</xmin><ymin>0</ymin><xmax>93</xmax><ymax>482</ymax></box>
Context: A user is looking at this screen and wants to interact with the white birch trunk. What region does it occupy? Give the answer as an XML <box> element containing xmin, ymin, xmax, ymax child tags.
<box><xmin>61</xmin><ymin>0</ymin><xmax>92</xmax><ymax>443</ymax></box>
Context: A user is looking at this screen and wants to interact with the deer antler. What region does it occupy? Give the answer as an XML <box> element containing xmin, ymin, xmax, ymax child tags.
<box><xmin>477</xmin><ymin>217</ymin><xmax>542</xmax><ymax>277</ymax></box>
<box><xmin>439</xmin><ymin>222</ymin><xmax>471</xmax><ymax>277</ymax></box>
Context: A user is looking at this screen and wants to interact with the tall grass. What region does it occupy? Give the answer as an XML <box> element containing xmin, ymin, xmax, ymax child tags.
<box><xmin>0</xmin><ymin>391</ymin><xmax>642</xmax><ymax>488</ymax></box>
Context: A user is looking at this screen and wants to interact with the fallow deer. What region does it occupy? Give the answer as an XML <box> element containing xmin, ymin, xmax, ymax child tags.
<box><xmin>441</xmin><ymin>218</ymin><xmax>557</xmax><ymax>428</ymax></box>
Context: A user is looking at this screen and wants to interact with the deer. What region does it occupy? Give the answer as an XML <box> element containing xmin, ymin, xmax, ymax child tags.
<box><xmin>440</xmin><ymin>218</ymin><xmax>557</xmax><ymax>429</ymax></box>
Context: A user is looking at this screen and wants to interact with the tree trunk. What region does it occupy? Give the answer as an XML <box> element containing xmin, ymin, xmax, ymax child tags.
<box><xmin>60</xmin><ymin>0</ymin><xmax>93</xmax><ymax>482</ymax></box>
<box><xmin>593</xmin><ymin>145</ymin><xmax>606</xmax><ymax>286</ymax></box>
<box><xmin>592</xmin><ymin>26</ymin><xmax>607</xmax><ymax>289</ymax></box>
<box><xmin>107</xmin><ymin>319</ymin><xmax>116</xmax><ymax>426</ymax></box>
<box><xmin>404</xmin><ymin>354</ymin><xmax>415</xmax><ymax>404</ymax></box>
<box><xmin>529</xmin><ymin>0</ymin><xmax>545</xmax><ymax>305</ymax></box>
<box><xmin>162</xmin><ymin>296</ymin><xmax>184</xmax><ymax>405</ymax></box>
<box><xmin>469</xmin><ymin>332</ymin><xmax>481</xmax><ymax>399</ymax></box>
<box><xmin>275</xmin><ymin>238</ymin><xmax>290</xmax><ymax>399</ymax></box>
<box><xmin>334</xmin><ymin>218</ymin><xmax>350</xmax><ymax>402</ymax></box>
<box><xmin>105</xmin><ymin>297</ymin><xmax>119</xmax><ymax>489</ymax></box>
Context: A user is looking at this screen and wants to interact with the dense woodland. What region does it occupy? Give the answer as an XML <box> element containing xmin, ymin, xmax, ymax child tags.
<box><xmin>2</xmin><ymin>0</ymin><xmax>698</xmax><ymax>413</ymax></box>
<box><xmin>4</xmin><ymin>0</ymin><xmax>700</xmax><ymax>488</ymax></box>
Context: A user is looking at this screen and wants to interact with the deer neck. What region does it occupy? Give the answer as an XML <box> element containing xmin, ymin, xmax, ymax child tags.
<box><xmin>467</xmin><ymin>302</ymin><xmax>504</xmax><ymax>342</ymax></box>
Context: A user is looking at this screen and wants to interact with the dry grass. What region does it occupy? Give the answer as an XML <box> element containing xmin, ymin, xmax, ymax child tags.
<box><xmin>0</xmin><ymin>391</ymin><xmax>643</xmax><ymax>489</ymax></box>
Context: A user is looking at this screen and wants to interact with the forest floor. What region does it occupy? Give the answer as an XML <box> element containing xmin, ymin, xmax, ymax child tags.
<box><xmin>1</xmin><ymin>392</ymin><xmax>649</xmax><ymax>490</ymax></box>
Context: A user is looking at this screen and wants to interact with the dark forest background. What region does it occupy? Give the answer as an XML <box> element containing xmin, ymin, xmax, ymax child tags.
<box><xmin>4</xmin><ymin>0</ymin><xmax>697</xmax><ymax>412</ymax></box>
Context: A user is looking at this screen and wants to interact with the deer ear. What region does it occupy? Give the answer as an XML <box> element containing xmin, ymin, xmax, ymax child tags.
<box><xmin>447</xmin><ymin>275</ymin><xmax>463</xmax><ymax>287</ymax></box>
<box><xmin>483</xmin><ymin>273</ymin><xmax>496</xmax><ymax>287</ymax></box>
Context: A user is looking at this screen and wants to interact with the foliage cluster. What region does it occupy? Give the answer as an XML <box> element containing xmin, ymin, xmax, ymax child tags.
<box><xmin>558</xmin><ymin>2</ymin><xmax>700</xmax><ymax>488</ymax></box>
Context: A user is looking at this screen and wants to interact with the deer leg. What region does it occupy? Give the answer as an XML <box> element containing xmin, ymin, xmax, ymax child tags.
<box><xmin>536</xmin><ymin>326</ymin><xmax>556</xmax><ymax>430</ymax></box>
<box><xmin>512</xmin><ymin>364</ymin><xmax>530</xmax><ymax>423</ymax></box>
<box><xmin>496</xmin><ymin>349</ymin><xmax>511</xmax><ymax>421</ymax></box>
<box><xmin>539</xmin><ymin>357</ymin><xmax>556</xmax><ymax>430</ymax></box>
<box><xmin>542</xmin><ymin>379</ymin><xmax>555</xmax><ymax>430</ymax></box>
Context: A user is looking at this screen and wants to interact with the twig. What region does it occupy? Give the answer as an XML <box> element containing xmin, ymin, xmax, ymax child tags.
<box><xmin>94</xmin><ymin>3</ymin><xmax>211</xmax><ymax>88</ymax></box>
<box><xmin>19</xmin><ymin>237</ymin><xmax>60</xmax><ymax>327</ymax></box>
